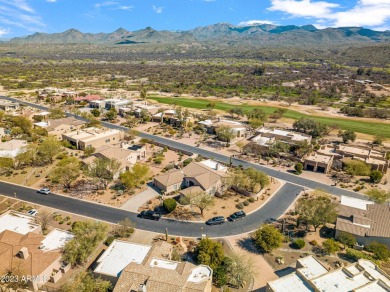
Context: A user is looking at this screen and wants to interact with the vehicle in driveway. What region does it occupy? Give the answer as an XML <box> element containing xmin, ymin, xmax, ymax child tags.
<box><xmin>37</xmin><ymin>188</ymin><xmax>51</xmax><ymax>195</ymax></box>
<box><xmin>139</xmin><ymin>210</ymin><xmax>162</xmax><ymax>221</ymax></box>
<box><xmin>27</xmin><ymin>209</ymin><xmax>38</xmax><ymax>216</ymax></box>
<box><xmin>229</xmin><ymin>211</ymin><xmax>246</xmax><ymax>221</ymax></box>
<box><xmin>206</xmin><ymin>216</ymin><xmax>225</xmax><ymax>225</ymax></box>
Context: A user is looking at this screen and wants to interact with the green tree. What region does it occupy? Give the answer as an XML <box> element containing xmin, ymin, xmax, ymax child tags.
<box><xmin>293</xmin><ymin>239</ymin><xmax>306</xmax><ymax>249</ymax></box>
<box><xmin>336</xmin><ymin>232</ymin><xmax>356</xmax><ymax>248</ymax></box>
<box><xmin>295</xmin><ymin>193</ymin><xmax>338</xmax><ymax>231</ymax></box>
<box><xmin>63</xmin><ymin>221</ymin><xmax>108</xmax><ymax>266</ymax></box>
<box><xmin>365</xmin><ymin>188</ymin><xmax>390</xmax><ymax>204</ymax></box>
<box><xmin>0</xmin><ymin>157</ymin><xmax>14</xmax><ymax>175</ymax></box>
<box><xmin>216</xmin><ymin>125</ymin><xmax>235</xmax><ymax>145</ymax></box>
<box><xmin>113</xmin><ymin>218</ymin><xmax>135</xmax><ymax>238</ymax></box>
<box><xmin>366</xmin><ymin>242</ymin><xmax>390</xmax><ymax>261</ymax></box>
<box><xmin>228</xmin><ymin>168</ymin><xmax>270</xmax><ymax>194</ymax></box>
<box><xmin>163</xmin><ymin>198</ymin><xmax>177</xmax><ymax>213</ymax></box>
<box><xmin>38</xmin><ymin>136</ymin><xmax>62</xmax><ymax>164</ymax></box>
<box><xmin>49</xmin><ymin>108</ymin><xmax>66</xmax><ymax>119</ymax></box>
<box><xmin>344</xmin><ymin>159</ymin><xmax>371</xmax><ymax>177</ymax></box>
<box><xmin>90</xmin><ymin>108</ymin><xmax>101</xmax><ymax>117</ymax></box>
<box><xmin>140</xmin><ymin>88</ymin><xmax>147</xmax><ymax>100</ymax></box>
<box><xmin>322</xmin><ymin>239</ymin><xmax>341</xmax><ymax>255</ymax></box>
<box><xmin>83</xmin><ymin>146</ymin><xmax>95</xmax><ymax>157</ymax></box>
<box><xmin>216</xmin><ymin>255</ymin><xmax>254</xmax><ymax>288</ymax></box>
<box><xmin>61</xmin><ymin>271</ymin><xmax>111</xmax><ymax>292</ymax></box>
<box><xmin>254</xmin><ymin>224</ymin><xmax>283</xmax><ymax>253</ymax></box>
<box><xmin>370</xmin><ymin>170</ymin><xmax>383</xmax><ymax>183</ymax></box>
<box><xmin>338</xmin><ymin>130</ymin><xmax>356</xmax><ymax>143</ymax></box>
<box><xmin>85</xmin><ymin>157</ymin><xmax>121</xmax><ymax>189</ymax></box>
<box><xmin>10</xmin><ymin>116</ymin><xmax>32</xmax><ymax>135</ymax></box>
<box><xmin>195</xmin><ymin>238</ymin><xmax>225</xmax><ymax>270</ymax></box>
<box><xmin>119</xmin><ymin>163</ymin><xmax>150</xmax><ymax>190</ymax></box>
<box><xmin>373</xmin><ymin>134</ymin><xmax>385</xmax><ymax>145</ymax></box>
<box><xmin>190</xmin><ymin>192</ymin><xmax>215</xmax><ymax>216</ymax></box>
<box><xmin>294</xmin><ymin>163</ymin><xmax>303</xmax><ymax>174</ymax></box>
<box><xmin>104</xmin><ymin>108</ymin><xmax>117</xmax><ymax>121</ymax></box>
<box><xmin>293</xmin><ymin>118</ymin><xmax>328</xmax><ymax>138</ymax></box>
<box><xmin>50</xmin><ymin>156</ymin><xmax>80</xmax><ymax>189</ymax></box>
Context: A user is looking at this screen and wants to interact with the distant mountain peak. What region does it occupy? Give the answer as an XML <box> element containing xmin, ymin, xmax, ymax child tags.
<box><xmin>8</xmin><ymin>23</ymin><xmax>390</xmax><ymax>45</ymax></box>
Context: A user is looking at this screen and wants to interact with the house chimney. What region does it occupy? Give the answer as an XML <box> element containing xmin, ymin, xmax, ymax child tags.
<box><xmin>216</xmin><ymin>163</ymin><xmax>222</xmax><ymax>171</ymax></box>
<box><xmin>18</xmin><ymin>247</ymin><xmax>29</xmax><ymax>260</ymax></box>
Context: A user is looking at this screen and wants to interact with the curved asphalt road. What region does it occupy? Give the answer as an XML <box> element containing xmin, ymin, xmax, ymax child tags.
<box><xmin>0</xmin><ymin>181</ymin><xmax>301</xmax><ymax>237</ymax></box>
<box><xmin>0</xmin><ymin>96</ymin><xmax>365</xmax><ymax>237</ymax></box>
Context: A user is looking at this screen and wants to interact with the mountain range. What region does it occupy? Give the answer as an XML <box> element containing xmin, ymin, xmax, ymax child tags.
<box><xmin>8</xmin><ymin>23</ymin><xmax>390</xmax><ymax>46</ymax></box>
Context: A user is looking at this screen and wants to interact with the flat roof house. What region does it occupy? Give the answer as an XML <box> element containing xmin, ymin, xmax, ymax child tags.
<box><xmin>96</xmin><ymin>240</ymin><xmax>213</xmax><ymax>292</ymax></box>
<box><xmin>336</xmin><ymin>196</ymin><xmax>390</xmax><ymax>248</ymax></box>
<box><xmin>62</xmin><ymin>127</ymin><xmax>124</xmax><ymax>150</ymax></box>
<box><xmin>267</xmin><ymin>255</ymin><xmax>390</xmax><ymax>292</ymax></box>
<box><xmin>34</xmin><ymin>117</ymin><xmax>85</xmax><ymax>139</ymax></box>
<box><xmin>256</xmin><ymin>127</ymin><xmax>312</xmax><ymax>144</ymax></box>
<box><xmin>0</xmin><ymin>101</ymin><xmax>20</xmax><ymax>111</ymax></box>
<box><xmin>199</xmin><ymin>119</ymin><xmax>247</xmax><ymax>138</ymax></box>
<box><xmin>335</xmin><ymin>145</ymin><xmax>388</xmax><ymax>173</ymax></box>
<box><xmin>303</xmin><ymin>152</ymin><xmax>334</xmax><ymax>174</ymax></box>
<box><xmin>85</xmin><ymin>143</ymin><xmax>148</xmax><ymax>173</ymax></box>
<box><xmin>0</xmin><ymin>139</ymin><xmax>27</xmax><ymax>158</ymax></box>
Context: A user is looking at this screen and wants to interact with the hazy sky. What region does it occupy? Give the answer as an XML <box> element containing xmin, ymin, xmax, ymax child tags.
<box><xmin>0</xmin><ymin>0</ymin><xmax>389</xmax><ymax>37</ymax></box>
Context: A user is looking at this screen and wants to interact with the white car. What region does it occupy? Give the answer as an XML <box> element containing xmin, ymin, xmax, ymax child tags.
<box><xmin>37</xmin><ymin>188</ymin><xmax>50</xmax><ymax>195</ymax></box>
<box><xmin>27</xmin><ymin>209</ymin><xmax>38</xmax><ymax>216</ymax></box>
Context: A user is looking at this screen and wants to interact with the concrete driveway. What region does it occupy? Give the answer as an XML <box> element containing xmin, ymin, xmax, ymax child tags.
<box><xmin>121</xmin><ymin>183</ymin><xmax>160</xmax><ymax>212</ymax></box>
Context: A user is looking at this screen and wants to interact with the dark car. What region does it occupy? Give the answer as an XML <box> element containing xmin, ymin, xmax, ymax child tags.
<box><xmin>229</xmin><ymin>211</ymin><xmax>246</xmax><ymax>221</ymax></box>
<box><xmin>206</xmin><ymin>216</ymin><xmax>225</xmax><ymax>225</ymax></box>
<box><xmin>139</xmin><ymin>210</ymin><xmax>162</xmax><ymax>221</ymax></box>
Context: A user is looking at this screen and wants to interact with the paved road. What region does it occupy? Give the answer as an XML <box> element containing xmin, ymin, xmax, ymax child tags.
<box><xmin>0</xmin><ymin>181</ymin><xmax>301</xmax><ymax>237</ymax></box>
<box><xmin>0</xmin><ymin>96</ymin><xmax>365</xmax><ymax>238</ymax></box>
<box><xmin>0</xmin><ymin>96</ymin><xmax>364</xmax><ymax>199</ymax></box>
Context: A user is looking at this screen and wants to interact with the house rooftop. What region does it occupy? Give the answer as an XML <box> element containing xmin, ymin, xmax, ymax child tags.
<box><xmin>305</xmin><ymin>153</ymin><xmax>333</xmax><ymax>164</ymax></box>
<box><xmin>39</xmin><ymin>229</ymin><xmax>74</xmax><ymax>251</ymax></box>
<box><xmin>63</xmin><ymin>127</ymin><xmax>122</xmax><ymax>142</ymax></box>
<box><xmin>94</xmin><ymin>240</ymin><xmax>151</xmax><ymax>277</ymax></box>
<box><xmin>0</xmin><ymin>211</ymin><xmax>40</xmax><ymax>234</ymax></box>
<box><xmin>340</xmin><ymin>196</ymin><xmax>373</xmax><ymax>211</ymax></box>
<box><xmin>268</xmin><ymin>273</ymin><xmax>312</xmax><ymax>292</ymax></box>
<box><xmin>268</xmin><ymin>257</ymin><xmax>390</xmax><ymax>292</ymax></box>
<box><xmin>297</xmin><ymin>256</ymin><xmax>328</xmax><ymax>280</ymax></box>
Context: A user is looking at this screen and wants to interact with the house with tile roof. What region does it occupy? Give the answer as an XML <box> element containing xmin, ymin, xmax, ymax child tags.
<box><xmin>336</xmin><ymin>196</ymin><xmax>390</xmax><ymax>248</ymax></box>
<box><xmin>0</xmin><ymin>212</ymin><xmax>73</xmax><ymax>291</ymax></box>
<box><xmin>153</xmin><ymin>160</ymin><xmax>228</xmax><ymax>195</ymax></box>
<box><xmin>102</xmin><ymin>241</ymin><xmax>212</xmax><ymax>292</ymax></box>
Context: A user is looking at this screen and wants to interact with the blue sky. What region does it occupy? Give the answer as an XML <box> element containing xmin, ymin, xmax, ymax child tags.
<box><xmin>0</xmin><ymin>0</ymin><xmax>389</xmax><ymax>37</ymax></box>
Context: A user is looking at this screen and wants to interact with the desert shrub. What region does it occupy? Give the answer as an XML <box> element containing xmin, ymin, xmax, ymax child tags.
<box><xmin>243</xmin><ymin>200</ymin><xmax>250</xmax><ymax>206</ymax></box>
<box><xmin>309</xmin><ymin>240</ymin><xmax>318</xmax><ymax>246</ymax></box>
<box><xmin>248</xmin><ymin>197</ymin><xmax>255</xmax><ymax>203</ymax></box>
<box><xmin>293</xmin><ymin>239</ymin><xmax>306</xmax><ymax>249</ymax></box>
<box><xmin>104</xmin><ymin>236</ymin><xmax>116</xmax><ymax>246</ymax></box>
<box><xmin>236</xmin><ymin>203</ymin><xmax>244</xmax><ymax>209</ymax></box>
<box><xmin>163</xmin><ymin>198</ymin><xmax>177</xmax><ymax>213</ymax></box>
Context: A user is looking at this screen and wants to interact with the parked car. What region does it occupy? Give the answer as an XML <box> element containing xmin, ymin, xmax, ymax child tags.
<box><xmin>229</xmin><ymin>211</ymin><xmax>246</xmax><ymax>221</ymax></box>
<box><xmin>37</xmin><ymin>188</ymin><xmax>51</xmax><ymax>195</ymax></box>
<box><xmin>206</xmin><ymin>216</ymin><xmax>225</xmax><ymax>225</ymax></box>
<box><xmin>139</xmin><ymin>210</ymin><xmax>162</xmax><ymax>221</ymax></box>
<box><xmin>27</xmin><ymin>209</ymin><xmax>38</xmax><ymax>216</ymax></box>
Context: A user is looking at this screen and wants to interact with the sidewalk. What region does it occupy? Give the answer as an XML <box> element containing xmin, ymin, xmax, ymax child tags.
<box><xmin>120</xmin><ymin>183</ymin><xmax>160</xmax><ymax>212</ymax></box>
